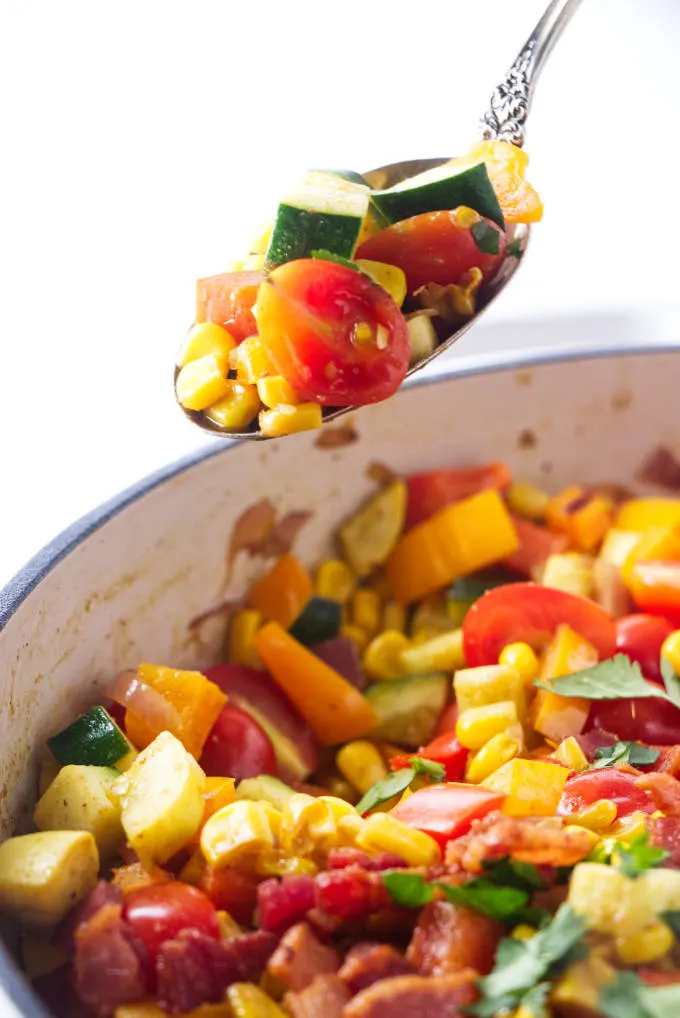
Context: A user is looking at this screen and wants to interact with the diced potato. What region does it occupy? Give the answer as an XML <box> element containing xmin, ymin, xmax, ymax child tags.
<box><xmin>113</xmin><ymin>731</ymin><xmax>205</xmax><ymax>866</ymax></box>
<box><xmin>34</xmin><ymin>764</ymin><xmax>124</xmax><ymax>861</ymax></box>
<box><xmin>454</xmin><ymin>664</ymin><xmax>526</xmax><ymax>720</ymax></box>
<box><xmin>567</xmin><ymin>862</ymin><xmax>657</xmax><ymax>937</ymax></box>
<box><xmin>0</xmin><ymin>830</ymin><xmax>98</xmax><ymax>926</ymax></box>
<box><xmin>340</xmin><ymin>480</ymin><xmax>406</xmax><ymax>578</ymax></box>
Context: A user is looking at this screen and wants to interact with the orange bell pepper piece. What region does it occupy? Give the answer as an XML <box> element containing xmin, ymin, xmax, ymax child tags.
<box><xmin>530</xmin><ymin>624</ymin><xmax>597</xmax><ymax>742</ymax></box>
<box><xmin>615</xmin><ymin>499</ymin><xmax>680</xmax><ymax>532</ymax></box>
<box><xmin>450</xmin><ymin>139</ymin><xmax>543</xmax><ymax>224</ymax></box>
<box><xmin>248</xmin><ymin>553</ymin><xmax>313</xmax><ymax>628</ymax></box>
<box><xmin>254</xmin><ymin>622</ymin><xmax>379</xmax><ymax>745</ymax></box>
<box><xmin>545</xmin><ymin>486</ymin><xmax>613</xmax><ymax>553</ymax></box>
<box><xmin>125</xmin><ymin>663</ymin><xmax>227</xmax><ymax>758</ymax></box>
<box><xmin>189</xmin><ymin>777</ymin><xmax>237</xmax><ymax>845</ymax></box>
<box><xmin>386</xmin><ymin>489</ymin><xmax>519</xmax><ymax>605</ymax></box>
<box><xmin>621</xmin><ymin>526</ymin><xmax>680</xmax><ymax>586</ymax></box>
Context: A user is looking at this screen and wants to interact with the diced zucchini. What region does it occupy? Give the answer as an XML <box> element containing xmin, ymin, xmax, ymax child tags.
<box><xmin>365</xmin><ymin>673</ymin><xmax>448</xmax><ymax>747</ymax></box>
<box><xmin>47</xmin><ymin>706</ymin><xmax>133</xmax><ymax>768</ymax></box>
<box><xmin>406</xmin><ymin>314</ymin><xmax>438</xmax><ymax>366</ymax></box>
<box><xmin>339</xmin><ymin>479</ymin><xmax>406</xmax><ymax>578</ymax></box>
<box><xmin>0</xmin><ymin>830</ymin><xmax>98</xmax><ymax>926</ymax></box>
<box><xmin>264</xmin><ymin>170</ymin><xmax>370</xmax><ymax>270</ymax></box>
<box><xmin>371</xmin><ymin>161</ymin><xmax>504</xmax><ymax>228</ymax></box>
<box><xmin>289</xmin><ymin>596</ymin><xmax>341</xmax><ymax>646</ymax></box>
<box><xmin>448</xmin><ymin>567</ymin><xmax>515</xmax><ymax>604</ymax></box>
<box><xmin>236</xmin><ymin>775</ymin><xmax>296</xmax><ymax>812</ymax></box>
<box><xmin>113</xmin><ymin>731</ymin><xmax>205</xmax><ymax>866</ymax></box>
<box><xmin>34</xmin><ymin>765</ymin><xmax>124</xmax><ymax>862</ymax></box>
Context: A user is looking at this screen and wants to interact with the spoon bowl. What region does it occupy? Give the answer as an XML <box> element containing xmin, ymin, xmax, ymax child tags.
<box><xmin>177</xmin><ymin>0</ymin><xmax>580</xmax><ymax>440</ymax></box>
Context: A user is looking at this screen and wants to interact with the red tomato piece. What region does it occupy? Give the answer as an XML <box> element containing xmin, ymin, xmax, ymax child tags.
<box><xmin>586</xmin><ymin>695</ymin><xmax>680</xmax><ymax>746</ymax></box>
<box><xmin>614</xmin><ymin>614</ymin><xmax>675</xmax><ymax>683</ymax></box>
<box><xmin>198</xmin><ymin>867</ymin><xmax>260</xmax><ymax>924</ymax></box>
<box><xmin>502</xmin><ymin>517</ymin><xmax>569</xmax><ymax>577</ymax></box>
<box><xmin>123</xmin><ymin>883</ymin><xmax>219</xmax><ymax>963</ymax></box>
<box><xmin>405</xmin><ymin>463</ymin><xmax>511</xmax><ymax>529</ymax></box>
<box><xmin>462</xmin><ymin>583</ymin><xmax>617</xmax><ymax>667</ymax></box>
<box><xmin>199</xmin><ymin>703</ymin><xmax>277</xmax><ymax>779</ymax></box>
<box><xmin>256</xmin><ymin>259</ymin><xmax>410</xmax><ymax>406</ymax></box>
<box><xmin>390</xmin><ymin>783</ymin><xmax>505</xmax><ymax>847</ymax></box>
<box><xmin>390</xmin><ymin>733</ymin><xmax>468</xmax><ymax>782</ymax></box>
<box><xmin>649</xmin><ymin>815</ymin><xmax>680</xmax><ymax>866</ymax></box>
<box><xmin>196</xmin><ymin>270</ymin><xmax>261</xmax><ymax>343</ymax></box>
<box><xmin>356</xmin><ymin>210</ymin><xmax>506</xmax><ymax>291</ymax></box>
<box><xmin>557</xmin><ymin>768</ymin><xmax>655</xmax><ymax>819</ymax></box>
<box><xmin>436</xmin><ymin>701</ymin><xmax>460</xmax><ymax>737</ymax></box>
<box><xmin>628</xmin><ymin>561</ymin><xmax>680</xmax><ymax>623</ymax></box>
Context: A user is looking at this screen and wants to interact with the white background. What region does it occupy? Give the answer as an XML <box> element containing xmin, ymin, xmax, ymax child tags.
<box><xmin>1</xmin><ymin>0</ymin><xmax>679</xmax><ymax>586</ymax></box>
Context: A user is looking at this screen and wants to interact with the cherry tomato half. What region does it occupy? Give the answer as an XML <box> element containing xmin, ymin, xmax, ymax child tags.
<box><xmin>356</xmin><ymin>209</ymin><xmax>506</xmax><ymax>291</ymax></box>
<box><xmin>462</xmin><ymin>583</ymin><xmax>617</xmax><ymax>667</ymax></box>
<box><xmin>123</xmin><ymin>883</ymin><xmax>219</xmax><ymax>963</ymax></box>
<box><xmin>614</xmin><ymin>614</ymin><xmax>675</xmax><ymax>682</ymax></box>
<box><xmin>256</xmin><ymin>259</ymin><xmax>410</xmax><ymax>406</ymax></box>
<box><xmin>390</xmin><ymin>783</ymin><xmax>505</xmax><ymax>847</ymax></box>
<box><xmin>199</xmin><ymin>703</ymin><xmax>277</xmax><ymax>779</ymax></box>
<box><xmin>558</xmin><ymin>768</ymin><xmax>655</xmax><ymax>819</ymax></box>
<box><xmin>586</xmin><ymin>694</ymin><xmax>680</xmax><ymax>746</ymax></box>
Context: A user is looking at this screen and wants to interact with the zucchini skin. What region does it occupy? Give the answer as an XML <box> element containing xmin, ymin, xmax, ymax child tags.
<box><xmin>289</xmin><ymin>596</ymin><xmax>342</xmax><ymax>646</ymax></box>
<box><xmin>372</xmin><ymin>162</ymin><xmax>504</xmax><ymax>229</ymax></box>
<box><xmin>47</xmin><ymin>706</ymin><xmax>131</xmax><ymax>767</ymax></box>
<box><xmin>264</xmin><ymin>206</ymin><xmax>363</xmax><ymax>271</ymax></box>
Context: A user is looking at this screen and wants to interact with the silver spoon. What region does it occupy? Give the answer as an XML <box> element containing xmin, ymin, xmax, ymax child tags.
<box><xmin>177</xmin><ymin>0</ymin><xmax>582</xmax><ymax>439</ymax></box>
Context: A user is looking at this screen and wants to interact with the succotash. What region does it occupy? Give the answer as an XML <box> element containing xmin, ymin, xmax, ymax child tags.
<box><xmin>8</xmin><ymin>464</ymin><xmax>680</xmax><ymax>1018</ymax></box>
<box><xmin>175</xmin><ymin>140</ymin><xmax>542</xmax><ymax>436</ymax></box>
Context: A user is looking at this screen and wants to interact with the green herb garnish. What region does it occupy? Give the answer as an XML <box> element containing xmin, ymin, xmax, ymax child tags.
<box><xmin>661</xmin><ymin>655</ymin><xmax>680</xmax><ymax>704</ymax></box>
<box><xmin>470</xmin><ymin>220</ymin><xmax>500</xmax><ymax>255</ymax></box>
<box><xmin>590</xmin><ymin>831</ymin><xmax>669</xmax><ymax>877</ymax></box>
<box><xmin>381</xmin><ymin>871</ymin><xmax>433</xmax><ymax>908</ymax></box>
<box><xmin>599</xmin><ymin>971</ymin><xmax>680</xmax><ymax>1018</ymax></box>
<box><xmin>534</xmin><ymin>654</ymin><xmax>680</xmax><ymax>709</ymax></box>
<box><xmin>661</xmin><ymin>910</ymin><xmax>680</xmax><ymax>937</ymax></box>
<box><xmin>410</xmin><ymin>756</ymin><xmax>446</xmax><ymax>781</ymax></box>
<box><xmin>355</xmin><ymin>756</ymin><xmax>444</xmax><ymax>815</ymax></box>
<box><xmin>507</xmin><ymin>238</ymin><xmax>524</xmax><ymax>259</ymax></box>
<box><xmin>590</xmin><ymin>741</ymin><xmax>660</xmax><ymax>770</ymax></box>
<box><xmin>310</xmin><ymin>249</ymin><xmax>360</xmax><ymax>271</ymax></box>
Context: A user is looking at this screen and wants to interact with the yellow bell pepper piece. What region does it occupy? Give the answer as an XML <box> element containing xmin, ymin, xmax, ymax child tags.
<box><xmin>248</xmin><ymin>553</ymin><xmax>312</xmax><ymax>629</ymax></box>
<box><xmin>545</xmin><ymin>486</ymin><xmax>613</xmax><ymax>553</ymax></box>
<box><xmin>481</xmin><ymin>759</ymin><xmax>569</xmax><ymax>817</ymax></box>
<box><xmin>530</xmin><ymin>624</ymin><xmax>597</xmax><ymax>741</ymax></box>
<box><xmin>386</xmin><ymin>489</ymin><xmax>519</xmax><ymax>604</ymax></box>
<box><xmin>228</xmin><ymin>609</ymin><xmax>263</xmax><ymax>669</ymax></box>
<box><xmin>449</xmin><ymin>139</ymin><xmax>543</xmax><ymax>224</ymax></box>
<box><xmin>175</xmin><ymin>354</ymin><xmax>231</xmax><ymax>411</ymax></box>
<box><xmin>254</xmin><ymin>622</ymin><xmax>379</xmax><ymax>745</ymax></box>
<box><xmin>453</xmin><ymin>664</ymin><xmax>526</xmax><ymax>720</ymax></box>
<box><xmin>615</xmin><ymin>498</ymin><xmax>680</xmax><ymax>531</ymax></box>
<box><xmin>196</xmin><ymin>777</ymin><xmax>237</xmax><ymax>834</ymax></box>
<box><xmin>621</xmin><ymin>525</ymin><xmax>680</xmax><ymax>585</ymax></box>
<box><xmin>259</xmin><ymin>403</ymin><xmax>323</xmax><ymax>437</ymax></box>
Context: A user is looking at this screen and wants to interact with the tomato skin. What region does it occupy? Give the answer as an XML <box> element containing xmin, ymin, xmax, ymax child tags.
<box><xmin>614</xmin><ymin>614</ymin><xmax>675</xmax><ymax>682</ymax></box>
<box><xmin>436</xmin><ymin>701</ymin><xmax>460</xmax><ymax>737</ymax></box>
<box><xmin>558</xmin><ymin>768</ymin><xmax>655</xmax><ymax>819</ymax></box>
<box><xmin>196</xmin><ymin>270</ymin><xmax>261</xmax><ymax>343</ymax></box>
<box><xmin>502</xmin><ymin>517</ymin><xmax>569</xmax><ymax>577</ymax></box>
<box><xmin>586</xmin><ymin>694</ymin><xmax>680</xmax><ymax>746</ymax></box>
<box><xmin>198</xmin><ymin>867</ymin><xmax>260</xmax><ymax>924</ymax></box>
<box><xmin>390</xmin><ymin>783</ymin><xmax>505</xmax><ymax>847</ymax></box>
<box><xmin>356</xmin><ymin>210</ymin><xmax>506</xmax><ymax>291</ymax></box>
<box><xmin>390</xmin><ymin>733</ymin><xmax>468</xmax><ymax>782</ymax></box>
<box><xmin>463</xmin><ymin>583</ymin><xmax>617</xmax><ymax>667</ymax></box>
<box><xmin>406</xmin><ymin>463</ymin><xmax>511</xmax><ymax>529</ymax></box>
<box><xmin>628</xmin><ymin>562</ymin><xmax>680</xmax><ymax>623</ymax></box>
<box><xmin>199</xmin><ymin>704</ymin><xmax>277</xmax><ymax>779</ymax></box>
<box><xmin>256</xmin><ymin>260</ymin><xmax>410</xmax><ymax>406</ymax></box>
<box><xmin>123</xmin><ymin>883</ymin><xmax>220</xmax><ymax>963</ymax></box>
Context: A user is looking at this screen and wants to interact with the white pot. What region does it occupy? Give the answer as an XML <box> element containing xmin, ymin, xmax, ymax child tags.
<box><xmin>1</xmin><ymin>339</ymin><xmax>679</xmax><ymax>1016</ymax></box>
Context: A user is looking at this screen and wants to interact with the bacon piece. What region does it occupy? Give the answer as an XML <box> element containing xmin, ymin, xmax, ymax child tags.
<box><xmin>343</xmin><ymin>971</ymin><xmax>478</xmax><ymax>1018</ymax></box>
<box><xmin>326</xmin><ymin>848</ymin><xmax>407</xmax><ymax>871</ymax></box>
<box><xmin>56</xmin><ymin>879</ymin><xmax>123</xmax><ymax>954</ymax></box>
<box><xmin>446</xmin><ymin>814</ymin><xmax>594</xmax><ymax>873</ymax></box>
<box><xmin>266</xmin><ymin>922</ymin><xmax>340</xmax><ymax>992</ymax></box>
<box><xmin>651</xmin><ymin>746</ymin><xmax>680</xmax><ymax>777</ymax></box>
<box><xmin>635</xmin><ymin>772</ymin><xmax>680</xmax><ymax>815</ymax></box>
<box><xmin>284</xmin><ymin>974</ymin><xmax>351</xmax><ymax>1018</ymax></box>
<box><xmin>73</xmin><ymin>903</ymin><xmax>148</xmax><ymax>1016</ymax></box>
<box><xmin>314</xmin><ymin>867</ymin><xmax>389</xmax><ymax>920</ymax></box>
<box><xmin>257</xmin><ymin>875</ymin><xmax>316</xmax><ymax>933</ymax></box>
<box><xmin>407</xmin><ymin>901</ymin><xmax>501</xmax><ymax>978</ymax></box>
<box><xmin>338</xmin><ymin>942</ymin><xmax>415</xmax><ymax>993</ymax></box>
<box><xmin>649</xmin><ymin>816</ymin><xmax>680</xmax><ymax>866</ymax></box>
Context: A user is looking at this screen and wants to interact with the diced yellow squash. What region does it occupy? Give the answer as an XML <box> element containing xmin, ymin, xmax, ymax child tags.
<box><xmin>259</xmin><ymin>403</ymin><xmax>322</xmax><ymax>437</ymax></box>
<box><xmin>227</xmin><ymin>983</ymin><xmax>288</xmax><ymax>1018</ymax></box>
<box><xmin>454</xmin><ymin>664</ymin><xmax>526</xmax><ymax>720</ymax></box>
<box><xmin>615</xmin><ymin>498</ymin><xmax>680</xmax><ymax>531</ymax></box>
<box><xmin>113</xmin><ymin>731</ymin><xmax>205</xmax><ymax>866</ymax></box>
<box><xmin>177</xmin><ymin>322</ymin><xmax>236</xmax><ymax>373</ymax></box>
<box><xmin>482</xmin><ymin>759</ymin><xmax>569</xmax><ymax>817</ymax></box>
<box><xmin>205</xmin><ymin>382</ymin><xmax>261</xmax><ymax>430</ymax></box>
<box><xmin>201</xmin><ymin>800</ymin><xmax>280</xmax><ymax>868</ymax></box>
<box><xmin>599</xmin><ymin>528</ymin><xmax>642</xmax><ymax>568</ymax></box>
<box><xmin>175</xmin><ymin>354</ymin><xmax>231</xmax><ymax>411</ymax></box>
<box><xmin>567</xmin><ymin>862</ymin><xmax>657</xmax><ymax>937</ymax></box>
<box><xmin>34</xmin><ymin>764</ymin><xmax>123</xmax><ymax>861</ymax></box>
<box><xmin>0</xmin><ymin>831</ymin><xmax>98</xmax><ymax>926</ymax></box>
<box><xmin>228</xmin><ymin>609</ymin><xmax>263</xmax><ymax>668</ymax></box>
<box><xmin>638</xmin><ymin>867</ymin><xmax>680</xmax><ymax>914</ymax></box>
<box><xmin>340</xmin><ymin>480</ymin><xmax>407</xmax><ymax>578</ymax></box>
<box><xmin>406</xmin><ymin>314</ymin><xmax>437</xmax><ymax>366</ymax></box>
<box><xmin>541</xmin><ymin>552</ymin><xmax>595</xmax><ymax>598</ymax></box>
<box><xmin>400</xmin><ymin>629</ymin><xmax>466</xmax><ymax>676</ymax></box>
<box><xmin>355</xmin><ymin>260</ymin><xmax>407</xmax><ymax>306</ymax></box>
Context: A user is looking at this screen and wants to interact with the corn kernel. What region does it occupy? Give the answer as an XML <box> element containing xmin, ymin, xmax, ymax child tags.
<box><xmin>356</xmin><ymin>813</ymin><xmax>441</xmax><ymax>866</ymax></box>
<box><xmin>217</xmin><ymin>909</ymin><xmax>242</xmax><ymax>939</ymax></box>
<box><xmin>354</xmin><ymin>260</ymin><xmax>407</xmax><ymax>306</ymax></box>
<box><xmin>228</xmin><ymin>609</ymin><xmax>262</xmax><ymax>668</ymax></box>
<box><xmin>200</xmin><ymin>801</ymin><xmax>280</xmax><ymax>868</ymax></box>
<box><xmin>499</xmin><ymin>643</ymin><xmax>539</xmax><ymax>685</ymax></box>
<box><xmin>351</xmin><ymin>589</ymin><xmax>382</xmax><ymax>638</ymax></box>
<box><xmin>608</xmin><ymin>810</ymin><xmax>650</xmax><ymax>843</ymax></box>
<box><xmin>553</xmin><ymin>736</ymin><xmax>589</xmax><ymax>773</ymax></box>
<box><xmin>466</xmin><ymin>731</ymin><xmax>521</xmax><ymax>784</ymax></box>
<box><xmin>363</xmin><ymin>631</ymin><xmax>410</xmax><ymax>681</ymax></box>
<box><xmin>205</xmin><ymin>381</ymin><xmax>261</xmax><ymax>429</ymax></box>
<box><xmin>400</xmin><ymin>629</ymin><xmax>466</xmax><ymax>675</ymax></box>
<box><xmin>616</xmin><ymin>920</ymin><xmax>675</xmax><ymax>964</ymax></box>
<box><xmin>256</xmin><ymin>375</ymin><xmax>301</xmax><ymax>408</ymax></box>
<box><xmin>542</xmin><ymin>552</ymin><xmax>595</xmax><ymax>598</ymax></box>
<box><xmin>506</xmin><ymin>482</ymin><xmax>549</xmax><ymax>521</ymax></box>
<box><xmin>259</xmin><ymin>403</ymin><xmax>323</xmax><ymax>438</ymax></box>
<box><xmin>280</xmin><ymin>793</ymin><xmax>348</xmax><ymax>856</ymax></box>
<box><xmin>315</xmin><ymin>559</ymin><xmax>356</xmax><ymax>604</ymax></box>
<box><xmin>338</xmin><ymin>812</ymin><xmax>365</xmax><ymax>846</ymax></box>
<box><xmin>176</xmin><ymin>354</ymin><xmax>231</xmax><ymax>411</ymax></box>
<box><xmin>512</xmin><ymin>924</ymin><xmax>538</xmax><ymax>941</ymax></box>
<box><xmin>564</xmin><ymin>798</ymin><xmax>617</xmax><ymax>832</ymax></box>
<box><xmin>662</xmin><ymin>630</ymin><xmax>680</xmax><ymax>676</ymax></box>
<box><xmin>382</xmin><ymin>600</ymin><xmax>407</xmax><ymax>634</ymax></box>
<box><xmin>235</xmin><ymin>336</ymin><xmax>274</xmax><ymax>384</ymax></box>
<box><xmin>412</xmin><ymin>626</ymin><xmax>447</xmax><ymax>645</ymax></box>
<box><xmin>254</xmin><ymin>851</ymin><xmax>318</xmax><ymax>877</ymax></box>
<box><xmin>456</xmin><ymin>701</ymin><xmax>518</xmax><ymax>751</ymax></box>
<box><xmin>177</xmin><ymin>322</ymin><xmax>236</xmax><ymax>373</ymax></box>
<box><xmin>340</xmin><ymin>623</ymin><xmax>369</xmax><ymax>652</ymax></box>
<box><xmin>336</xmin><ymin>741</ymin><xmax>387</xmax><ymax>795</ymax></box>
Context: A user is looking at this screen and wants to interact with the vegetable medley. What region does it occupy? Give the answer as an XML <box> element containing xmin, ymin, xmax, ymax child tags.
<box><xmin>174</xmin><ymin>140</ymin><xmax>542</xmax><ymax>436</ymax></box>
<box><xmin>8</xmin><ymin>463</ymin><xmax>680</xmax><ymax>1018</ymax></box>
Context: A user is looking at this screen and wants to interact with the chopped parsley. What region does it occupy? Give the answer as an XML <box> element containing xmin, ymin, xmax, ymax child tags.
<box><xmin>590</xmin><ymin>741</ymin><xmax>660</xmax><ymax>770</ymax></box>
<box><xmin>471</xmin><ymin>220</ymin><xmax>500</xmax><ymax>255</ymax></box>
<box><xmin>534</xmin><ymin>654</ymin><xmax>680</xmax><ymax>709</ymax></box>
<box><xmin>590</xmin><ymin>831</ymin><xmax>669</xmax><ymax>877</ymax></box>
<box><xmin>355</xmin><ymin>756</ymin><xmax>444</xmax><ymax>815</ymax></box>
<box><xmin>507</xmin><ymin>238</ymin><xmax>524</xmax><ymax>258</ymax></box>
<box><xmin>600</xmin><ymin>971</ymin><xmax>680</xmax><ymax>1018</ymax></box>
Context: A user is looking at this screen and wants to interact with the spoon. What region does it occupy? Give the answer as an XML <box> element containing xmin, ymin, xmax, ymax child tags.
<box><xmin>178</xmin><ymin>0</ymin><xmax>582</xmax><ymax>439</ymax></box>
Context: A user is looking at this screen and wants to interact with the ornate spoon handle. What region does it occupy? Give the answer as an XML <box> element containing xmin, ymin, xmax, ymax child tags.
<box><xmin>480</xmin><ymin>0</ymin><xmax>583</xmax><ymax>147</ymax></box>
